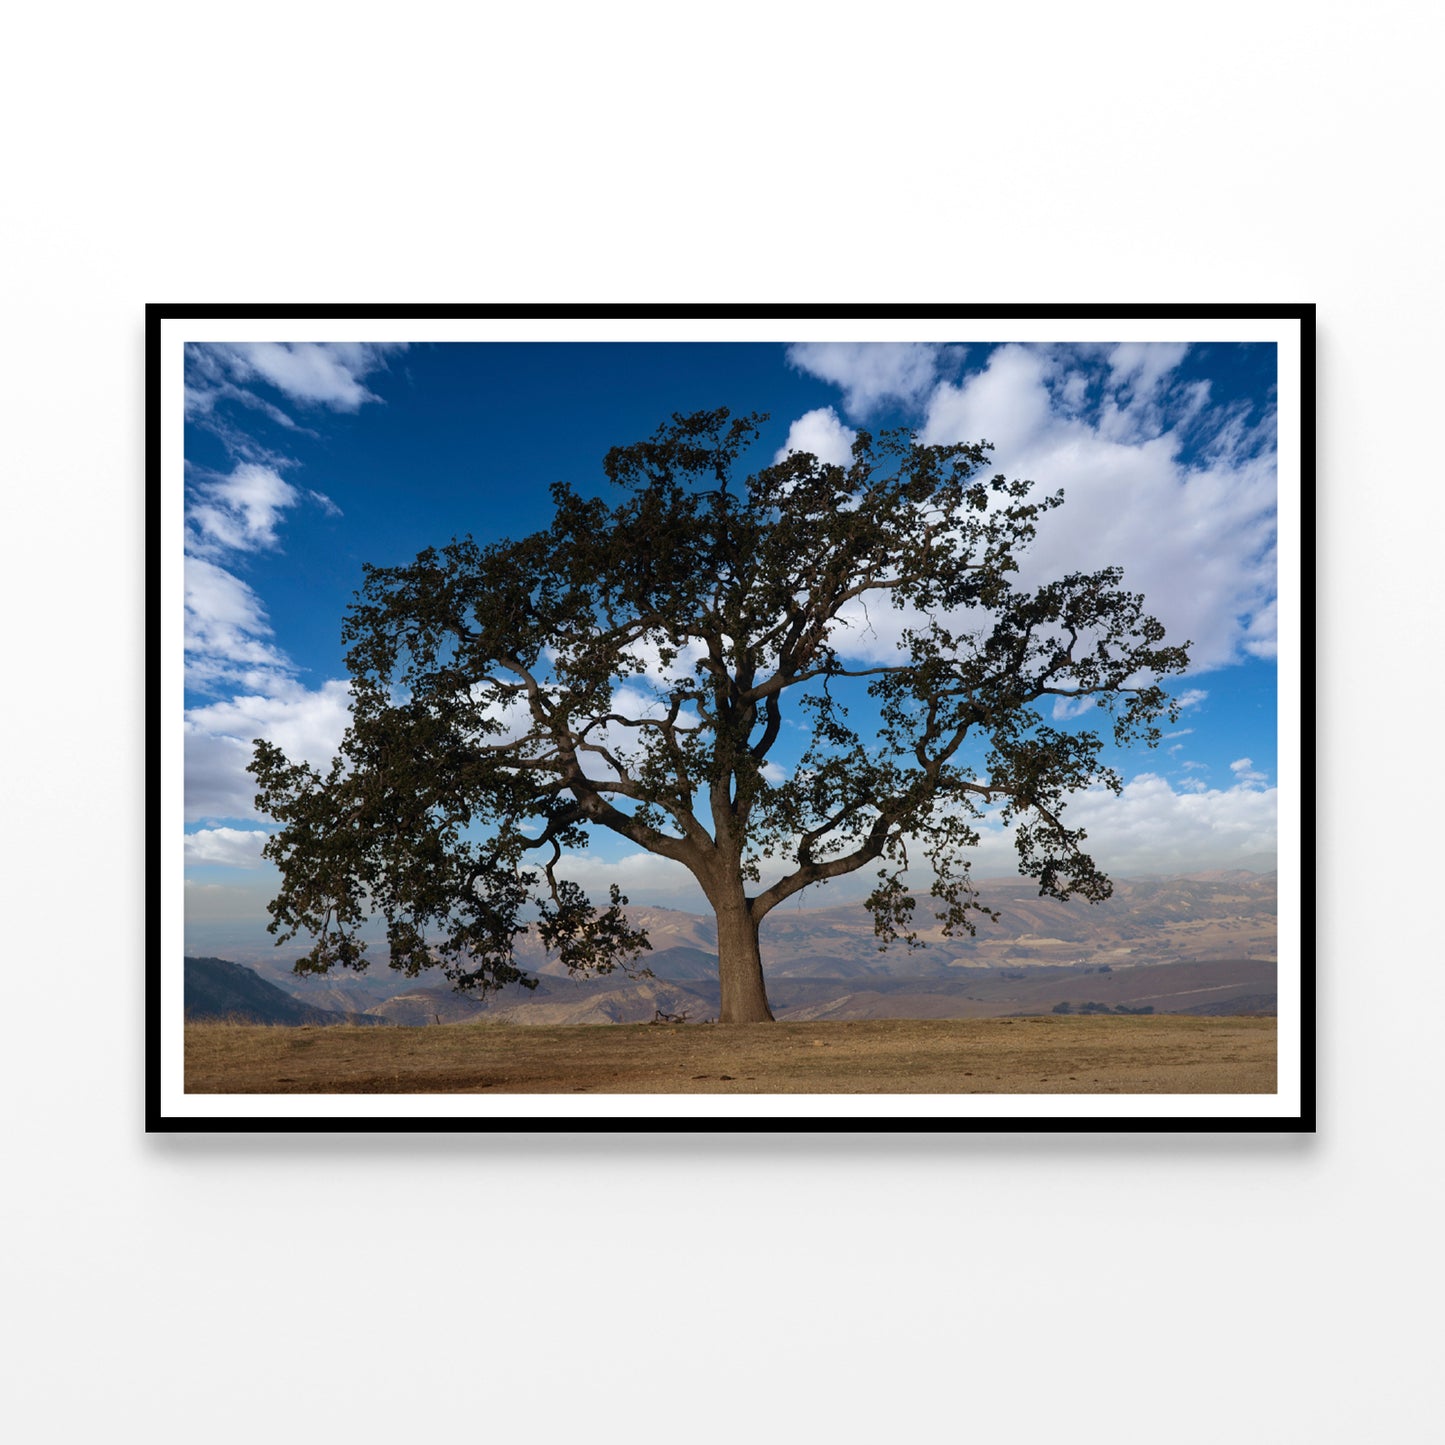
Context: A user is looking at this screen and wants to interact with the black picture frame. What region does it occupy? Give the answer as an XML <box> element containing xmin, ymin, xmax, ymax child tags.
<box><xmin>149</xmin><ymin>303</ymin><xmax>1314</xmax><ymax>1133</ymax></box>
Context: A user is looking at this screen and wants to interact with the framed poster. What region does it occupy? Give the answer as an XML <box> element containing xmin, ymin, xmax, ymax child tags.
<box><xmin>149</xmin><ymin>304</ymin><xmax>1313</xmax><ymax>1131</ymax></box>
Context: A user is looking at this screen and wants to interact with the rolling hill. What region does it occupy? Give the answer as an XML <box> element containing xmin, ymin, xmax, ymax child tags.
<box><xmin>195</xmin><ymin>869</ymin><xmax>1278</xmax><ymax>1025</ymax></box>
<box><xmin>184</xmin><ymin>956</ymin><xmax>389</xmax><ymax>1026</ymax></box>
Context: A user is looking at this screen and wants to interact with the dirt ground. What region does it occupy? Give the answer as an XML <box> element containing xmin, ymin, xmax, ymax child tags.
<box><xmin>185</xmin><ymin>1015</ymin><xmax>1277</xmax><ymax>1094</ymax></box>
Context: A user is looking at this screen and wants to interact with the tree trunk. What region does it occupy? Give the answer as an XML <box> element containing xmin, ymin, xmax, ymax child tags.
<box><xmin>714</xmin><ymin>897</ymin><xmax>774</xmax><ymax>1023</ymax></box>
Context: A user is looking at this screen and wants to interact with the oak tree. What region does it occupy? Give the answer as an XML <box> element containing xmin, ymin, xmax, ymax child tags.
<box><xmin>250</xmin><ymin>409</ymin><xmax>1189</xmax><ymax>1023</ymax></box>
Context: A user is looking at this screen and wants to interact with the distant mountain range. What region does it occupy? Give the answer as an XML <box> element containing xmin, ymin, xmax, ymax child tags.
<box><xmin>186</xmin><ymin>870</ymin><xmax>1278</xmax><ymax>1025</ymax></box>
<box><xmin>184</xmin><ymin>956</ymin><xmax>389</xmax><ymax>1026</ymax></box>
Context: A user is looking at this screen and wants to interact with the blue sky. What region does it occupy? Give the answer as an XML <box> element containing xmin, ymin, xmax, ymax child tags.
<box><xmin>182</xmin><ymin>338</ymin><xmax>1279</xmax><ymax>950</ymax></box>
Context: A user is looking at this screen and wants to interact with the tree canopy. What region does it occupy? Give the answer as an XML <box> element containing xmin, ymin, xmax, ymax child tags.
<box><xmin>249</xmin><ymin>408</ymin><xmax>1190</xmax><ymax>1022</ymax></box>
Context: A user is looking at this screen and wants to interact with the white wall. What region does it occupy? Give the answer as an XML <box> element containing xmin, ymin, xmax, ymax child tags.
<box><xmin>3</xmin><ymin>5</ymin><xmax>1434</xmax><ymax>1441</ymax></box>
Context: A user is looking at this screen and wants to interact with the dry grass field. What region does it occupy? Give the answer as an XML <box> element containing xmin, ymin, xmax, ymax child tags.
<box><xmin>185</xmin><ymin>1015</ymin><xmax>1276</xmax><ymax>1094</ymax></box>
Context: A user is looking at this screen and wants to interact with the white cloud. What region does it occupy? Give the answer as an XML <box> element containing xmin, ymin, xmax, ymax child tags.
<box><xmin>825</xmin><ymin>591</ymin><xmax>932</xmax><ymax>663</ymax></box>
<box><xmin>184</xmin><ymin>555</ymin><xmax>272</xmax><ymax>641</ymax></box>
<box><xmin>1051</xmin><ymin>695</ymin><xmax>1099</xmax><ymax>722</ymax></box>
<box><xmin>915</xmin><ymin>344</ymin><xmax>1275</xmax><ymax>672</ymax></box>
<box><xmin>188</xmin><ymin>462</ymin><xmax>301</xmax><ymax>554</ymax></box>
<box><xmin>185</xmin><ymin>827</ymin><xmax>273</xmax><ymax>868</ymax></box>
<box><xmin>1239</xmin><ymin>597</ymin><xmax>1277</xmax><ymax>660</ymax></box>
<box><xmin>773</xmin><ymin>407</ymin><xmax>856</xmax><ymax>467</ymax></box>
<box><xmin>184</xmin><ymin>555</ymin><xmax>294</xmax><ymax>692</ymax></box>
<box><xmin>921</xmin><ymin>343</ymin><xmax>1057</xmax><ymax>454</ymax></box>
<box><xmin>187</xmin><ymin>341</ymin><xmax>406</xmax><ymax>418</ymax></box>
<box><xmin>184</xmin><ymin>731</ymin><xmax>263</xmax><ymax>821</ymax></box>
<box><xmin>901</xmin><ymin>771</ymin><xmax>1277</xmax><ymax>884</ymax></box>
<box><xmin>181</xmin><ymin>343</ymin><xmax>402</xmax><ymax>858</ymax></box>
<box><xmin>228</xmin><ymin>342</ymin><xmax>384</xmax><ymax>410</ymax></box>
<box><xmin>1176</xmin><ymin>689</ymin><xmax>1209</xmax><ymax>711</ymax></box>
<box><xmin>1106</xmin><ymin>341</ymin><xmax>1192</xmax><ymax>412</ymax></box>
<box><xmin>772</xmin><ymin>344</ymin><xmax>1277</xmax><ymax>676</ymax></box>
<box><xmin>786</xmin><ymin>342</ymin><xmax>957</xmax><ymax>418</ymax></box>
<box><xmin>1230</xmin><ymin>757</ymin><xmax>1269</xmax><ymax>786</ymax></box>
<box><xmin>183</xmin><ymin>464</ymin><xmax>346</xmax><ymax>691</ymax></box>
<box><xmin>185</xmin><ymin>680</ymin><xmax>354</xmax><ymax>822</ymax></box>
<box><xmin>1054</xmin><ymin>772</ymin><xmax>1276</xmax><ymax>874</ymax></box>
<box><xmin>541</xmin><ymin>848</ymin><xmax>711</xmax><ymax>910</ymax></box>
<box><xmin>885</xmin><ymin>771</ymin><xmax>1278</xmax><ymax>884</ymax></box>
<box><xmin>612</xmin><ymin>635</ymin><xmax>710</xmax><ymax>695</ymax></box>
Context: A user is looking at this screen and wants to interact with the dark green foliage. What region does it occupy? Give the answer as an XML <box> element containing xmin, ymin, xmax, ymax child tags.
<box><xmin>249</xmin><ymin>408</ymin><xmax>1189</xmax><ymax>999</ymax></box>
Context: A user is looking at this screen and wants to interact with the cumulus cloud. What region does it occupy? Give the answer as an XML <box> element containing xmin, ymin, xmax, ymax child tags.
<box><xmin>1050</xmin><ymin>773</ymin><xmax>1276</xmax><ymax>875</ymax></box>
<box><xmin>858</xmin><ymin>771</ymin><xmax>1275</xmax><ymax>888</ymax></box>
<box><xmin>185</xmin><ymin>827</ymin><xmax>273</xmax><ymax>868</ymax></box>
<box><xmin>864</xmin><ymin>772</ymin><xmax>1278</xmax><ymax>889</ymax></box>
<box><xmin>773</xmin><ymin>406</ymin><xmax>856</xmax><ymax>467</ymax></box>
<box><xmin>786</xmin><ymin>342</ymin><xmax>959</xmax><ymax>419</ymax></box>
<box><xmin>185</xmin><ymin>679</ymin><xmax>354</xmax><ymax>822</ymax></box>
<box><xmin>184</xmin><ymin>730</ymin><xmax>265</xmax><ymax>822</ymax></box>
<box><xmin>917</xmin><ymin>343</ymin><xmax>1276</xmax><ymax>672</ymax></box>
<box><xmin>780</xmin><ymin>343</ymin><xmax>1274</xmax><ymax>675</ymax></box>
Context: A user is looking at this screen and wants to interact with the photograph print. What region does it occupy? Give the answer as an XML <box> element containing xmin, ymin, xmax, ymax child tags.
<box><xmin>151</xmin><ymin>306</ymin><xmax>1312</xmax><ymax>1131</ymax></box>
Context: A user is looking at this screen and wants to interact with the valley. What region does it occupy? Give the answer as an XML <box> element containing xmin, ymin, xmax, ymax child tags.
<box><xmin>185</xmin><ymin>869</ymin><xmax>1279</xmax><ymax>1028</ymax></box>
